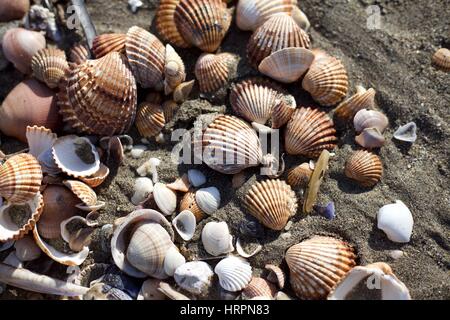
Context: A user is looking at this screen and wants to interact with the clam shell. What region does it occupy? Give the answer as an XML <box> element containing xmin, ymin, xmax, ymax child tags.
<box><xmin>0</xmin><ymin>0</ymin><xmax>29</xmax><ymax>22</ymax></box>
<box><xmin>153</xmin><ymin>183</ymin><xmax>177</xmax><ymax>216</ymax></box>
<box><xmin>247</xmin><ymin>13</ymin><xmax>310</xmax><ymax>68</ymax></box>
<box><xmin>155</xmin><ymin>0</ymin><xmax>191</xmax><ymax>48</ymax></box>
<box><xmin>63</xmin><ymin>180</ymin><xmax>105</xmax><ymax>212</ymax></box>
<box><xmin>264</xmin><ymin>264</ymin><xmax>285</xmax><ymax>289</ymax></box>
<box><xmin>214</xmin><ymin>256</ymin><xmax>253</xmax><ymax>292</ymax></box>
<box><xmin>92</xmin><ymin>33</ymin><xmax>126</xmax><ymax>58</ymax></box>
<box><xmin>432</xmin><ymin>48</ymin><xmax>450</xmax><ymax>72</ymax></box>
<box><xmin>355</xmin><ymin>127</ymin><xmax>386</xmax><ymax>149</ymax></box>
<box><xmin>195</xmin><ymin>187</ymin><xmax>221</xmax><ymax>215</ymax></box>
<box><xmin>302</xmin><ymin>55</ymin><xmax>349</xmax><ymax>106</ymax></box>
<box><xmin>195</xmin><ymin>53</ymin><xmax>235</xmax><ymax>93</ymax></box>
<box><xmin>285</xmin><ymin>236</ymin><xmax>357</xmax><ymax>300</ymax></box>
<box><xmin>14</xmin><ymin>235</ymin><xmax>41</xmax><ymax>262</ymax></box>
<box><xmin>242</xmin><ymin>277</ymin><xmax>277</xmax><ymax>299</ymax></box>
<box><xmin>172</xmin><ymin>210</ymin><xmax>196</xmax><ymax>241</ymax></box>
<box><xmin>244</xmin><ymin>179</ymin><xmax>297</xmax><ymax>231</ymax></box>
<box><xmin>180</xmin><ymin>190</ymin><xmax>205</xmax><ymax>222</ymax></box>
<box><xmin>334</xmin><ymin>87</ymin><xmax>376</xmax><ymax>123</ymax></box>
<box><xmin>201</xmin><ymin>221</ymin><xmax>234</xmax><ymax>256</ymax></box>
<box><xmin>259</xmin><ymin>47</ymin><xmax>315</xmax><ymax>83</ymax></box>
<box><xmin>163</xmin><ymin>246</ymin><xmax>186</xmax><ymax>277</ymax></box>
<box><xmin>69</xmin><ymin>43</ymin><xmax>91</xmax><ymax>65</ymax></box>
<box><xmin>31</xmin><ymin>48</ymin><xmax>69</xmax><ymax>89</ymax></box>
<box><xmin>174</xmin><ymin>261</ymin><xmax>214</xmax><ymax>295</ymax></box>
<box><xmin>0</xmin><ymin>153</ymin><xmax>43</xmax><ymax>204</ymax></box>
<box><xmin>79</xmin><ymin>164</ymin><xmax>110</xmax><ymax>188</ymax></box>
<box><xmin>353</xmin><ymin>108</ymin><xmax>388</xmax><ymax>133</ymax></box>
<box><xmin>164</xmin><ymin>44</ymin><xmax>186</xmax><ymax>94</ymax></box>
<box><xmin>285</xmin><ymin>107</ymin><xmax>337</xmax><ymax>157</ymax></box>
<box><xmin>135</xmin><ymin>102</ymin><xmax>166</xmax><ymax>138</ymax></box>
<box><xmin>26</xmin><ymin>126</ymin><xmax>57</xmax><ymax>159</ymax></box>
<box><xmin>187</xmin><ymin>169</ymin><xmax>206</xmax><ymax>187</ymax></box>
<box><xmin>287</xmin><ymin>162</ymin><xmax>313</xmax><ymax>189</ymax></box>
<box><xmin>174</xmin><ymin>0</ymin><xmax>232</xmax><ymax>52</ymax></box>
<box><xmin>377</xmin><ymin>200</ymin><xmax>413</xmax><ymax>243</ymax></box>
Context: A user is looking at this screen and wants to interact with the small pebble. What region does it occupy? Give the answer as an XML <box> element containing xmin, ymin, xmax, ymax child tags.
<box><xmin>389</xmin><ymin>250</ymin><xmax>405</xmax><ymax>260</ymax></box>
<box><xmin>281</xmin><ymin>232</ymin><xmax>291</xmax><ymax>240</ymax></box>
<box><xmin>130</xmin><ymin>145</ymin><xmax>147</xmax><ymax>159</ymax></box>
<box><xmin>284</xmin><ymin>221</ymin><xmax>293</xmax><ymax>231</ymax></box>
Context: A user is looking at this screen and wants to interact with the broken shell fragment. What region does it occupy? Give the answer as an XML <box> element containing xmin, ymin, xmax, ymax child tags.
<box><xmin>172</xmin><ymin>210</ymin><xmax>196</xmax><ymax>241</ymax></box>
<box><xmin>432</xmin><ymin>48</ymin><xmax>450</xmax><ymax>72</ymax></box>
<box><xmin>138</xmin><ymin>279</ymin><xmax>166</xmax><ymax>300</ymax></box>
<box><xmin>167</xmin><ymin>174</ymin><xmax>190</xmax><ymax>193</ymax></box>
<box><xmin>26</xmin><ymin>126</ymin><xmax>57</xmax><ymax>160</ymax></box>
<box><xmin>345</xmin><ymin>150</ymin><xmax>383</xmax><ymax>188</ymax></box>
<box><xmin>334</xmin><ymin>87</ymin><xmax>376</xmax><ymax>123</ymax></box>
<box><xmin>377</xmin><ymin>200</ymin><xmax>413</xmax><ymax>243</ymax></box>
<box><xmin>195</xmin><ymin>187</ymin><xmax>221</xmax><ymax>215</ymax></box>
<box><xmin>79</xmin><ymin>164</ymin><xmax>110</xmax><ymax>188</ymax></box>
<box><xmin>31</xmin><ymin>48</ymin><xmax>69</xmax><ymax>88</ymax></box>
<box><xmin>242</xmin><ymin>277</ymin><xmax>277</xmax><ymax>300</ymax></box>
<box><xmin>14</xmin><ymin>235</ymin><xmax>41</xmax><ymax>262</ymax></box>
<box><xmin>201</xmin><ymin>221</ymin><xmax>234</xmax><ymax>256</ymax></box>
<box><xmin>187</xmin><ymin>170</ymin><xmax>206</xmax><ymax>187</ymax></box>
<box><xmin>264</xmin><ymin>264</ymin><xmax>285</xmax><ymax>289</ymax></box>
<box><xmin>215</xmin><ymin>256</ymin><xmax>252</xmax><ymax>292</ymax></box>
<box><xmin>173</xmin><ymin>80</ymin><xmax>195</xmax><ymax>103</ymax></box>
<box><xmin>236</xmin><ymin>238</ymin><xmax>262</xmax><ymax>258</ymax></box>
<box><xmin>131</xmin><ymin>177</ymin><xmax>154</xmax><ymax>205</ymax></box>
<box><xmin>393</xmin><ymin>122</ymin><xmax>417</xmax><ymax>143</ymax></box>
<box><xmin>174</xmin><ymin>261</ymin><xmax>214</xmax><ymax>295</ymax></box>
<box><xmin>355</xmin><ymin>127</ymin><xmax>386</xmax><ymax>149</ymax></box>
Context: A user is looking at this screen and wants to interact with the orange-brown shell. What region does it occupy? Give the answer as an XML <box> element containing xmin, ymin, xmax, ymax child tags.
<box><xmin>344</xmin><ymin>150</ymin><xmax>382</xmax><ymax>188</ymax></box>
<box><xmin>242</xmin><ymin>277</ymin><xmax>277</xmax><ymax>299</ymax></box>
<box><xmin>285</xmin><ymin>107</ymin><xmax>337</xmax><ymax>158</ymax></box>
<box><xmin>287</xmin><ymin>162</ymin><xmax>313</xmax><ymax>189</ymax></box>
<box><xmin>162</xmin><ymin>100</ymin><xmax>179</xmax><ymax>123</ymax></box>
<box><xmin>135</xmin><ymin>102</ymin><xmax>166</xmax><ymax>138</ymax></box>
<box><xmin>180</xmin><ymin>189</ymin><xmax>205</xmax><ymax>222</ymax></box>
<box><xmin>334</xmin><ymin>88</ymin><xmax>376</xmax><ymax>123</ymax></box>
<box><xmin>271</xmin><ymin>98</ymin><xmax>296</xmax><ymax>129</ymax></box>
<box><xmin>31</xmin><ymin>48</ymin><xmax>69</xmax><ymax>89</ymax></box>
<box><xmin>432</xmin><ymin>48</ymin><xmax>450</xmax><ymax>72</ymax></box>
<box><xmin>195</xmin><ymin>53</ymin><xmax>235</xmax><ymax>93</ymax></box>
<box><xmin>79</xmin><ymin>163</ymin><xmax>110</xmax><ymax>188</ymax></box>
<box><xmin>69</xmin><ymin>43</ymin><xmax>91</xmax><ymax>65</ymax></box>
<box><xmin>92</xmin><ymin>33</ymin><xmax>126</xmax><ymax>58</ymax></box>
<box><xmin>155</xmin><ymin>0</ymin><xmax>191</xmax><ymax>48</ymax></box>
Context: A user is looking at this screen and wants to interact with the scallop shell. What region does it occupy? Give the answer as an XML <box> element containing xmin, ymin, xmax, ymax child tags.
<box><xmin>58</xmin><ymin>52</ymin><xmax>137</xmax><ymax>136</ymax></box>
<box><xmin>265</xmin><ymin>264</ymin><xmax>285</xmax><ymax>289</ymax></box>
<box><xmin>153</xmin><ymin>183</ymin><xmax>177</xmax><ymax>216</ymax></box>
<box><xmin>201</xmin><ymin>221</ymin><xmax>234</xmax><ymax>256</ymax></box>
<box><xmin>285</xmin><ymin>107</ymin><xmax>337</xmax><ymax>157</ymax></box>
<box><xmin>195</xmin><ymin>53</ymin><xmax>235</xmax><ymax>93</ymax></box>
<box><xmin>164</xmin><ymin>44</ymin><xmax>186</xmax><ymax>94</ymax></box>
<box><xmin>79</xmin><ymin>164</ymin><xmax>110</xmax><ymax>188</ymax></box>
<box><xmin>172</xmin><ymin>210</ymin><xmax>196</xmax><ymax>241</ymax></box>
<box><xmin>174</xmin><ymin>261</ymin><xmax>214</xmax><ymax>295</ymax></box>
<box><xmin>26</xmin><ymin>126</ymin><xmax>57</xmax><ymax>160</ymax></box>
<box><xmin>174</xmin><ymin>0</ymin><xmax>232</xmax><ymax>52</ymax></box>
<box><xmin>287</xmin><ymin>162</ymin><xmax>313</xmax><ymax>189</ymax></box>
<box><xmin>214</xmin><ymin>256</ymin><xmax>253</xmax><ymax>292</ymax></box>
<box><xmin>285</xmin><ymin>236</ymin><xmax>357</xmax><ymax>300</ymax></box>
<box><xmin>344</xmin><ymin>150</ymin><xmax>382</xmax><ymax>188</ymax></box>
<box><xmin>353</xmin><ymin>108</ymin><xmax>389</xmax><ymax>133</ymax></box>
<box><xmin>0</xmin><ymin>153</ymin><xmax>43</xmax><ymax>204</ymax></box>
<box><xmin>244</xmin><ymin>179</ymin><xmax>297</xmax><ymax>230</ymax></box>
<box><xmin>242</xmin><ymin>277</ymin><xmax>277</xmax><ymax>299</ymax></box>
<box><xmin>355</xmin><ymin>127</ymin><xmax>386</xmax><ymax>149</ymax></box>
<box><xmin>92</xmin><ymin>33</ymin><xmax>126</xmax><ymax>58</ymax></box>
<box><xmin>195</xmin><ymin>187</ymin><xmax>221</xmax><ymax>215</ymax></box>
<box><xmin>247</xmin><ymin>13</ymin><xmax>310</xmax><ymax>68</ymax></box>
<box><xmin>259</xmin><ymin>47</ymin><xmax>315</xmax><ymax>83</ymax></box>
<box><xmin>302</xmin><ymin>55</ymin><xmax>349</xmax><ymax>106</ymax></box>
<box><xmin>135</xmin><ymin>102</ymin><xmax>166</xmax><ymax>138</ymax></box>
<box><xmin>334</xmin><ymin>87</ymin><xmax>376</xmax><ymax>123</ymax></box>
<box><xmin>180</xmin><ymin>190</ymin><xmax>205</xmax><ymax>222</ymax></box>
<box><xmin>63</xmin><ymin>180</ymin><xmax>105</xmax><ymax>212</ymax></box>
<box><xmin>31</xmin><ymin>48</ymin><xmax>69</xmax><ymax>89</ymax></box>
<box><xmin>432</xmin><ymin>48</ymin><xmax>450</xmax><ymax>72</ymax></box>
<box><xmin>155</xmin><ymin>0</ymin><xmax>191</xmax><ymax>48</ymax></box>
<box><xmin>69</xmin><ymin>43</ymin><xmax>91</xmax><ymax>65</ymax></box>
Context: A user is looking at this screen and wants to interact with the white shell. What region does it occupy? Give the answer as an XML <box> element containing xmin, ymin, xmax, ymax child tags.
<box><xmin>195</xmin><ymin>187</ymin><xmax>221</xmax><ymax>215</ymax></box>
<box><xmin>377</xmin><ymin>200</ymin><xmax>413</xmax><ymax>243</ymax></box>
<box><xmin>130</xmin><ymin>145</ymin><xmax>147</xmax><ymax>159</ymax></box>
<box><xmin>163</xmin><ymin>246</ymin><xmax>186</xmax><ymax>277</ymax></box>
<box><xmin>38</xmin><ymin>148</ymin><xmax>61</xmax><ymax>175</ymax></box>
<box><xmin>214</xmin><ymin>256</ymin><xmax>252</xmax><ymax>292</ymax></box>
<box><xmin>131</xmin><ymin>177</ymin><xmax>154</xmax><ymax>205</ymax></box>
<box><xmin>353</xmin><ymin>109</ymin><xmax>389</xmax><ymax>133</ymax></box>
<box><xmin>174</xmin><ymin>261</ymin><xmax>214</xmax><ymax>295</ymax></box>
<box><xmin>137</xmin><ymin>279</ymin><xmax>166</xmax><ymax>300</ymax></box>
<box><xmin>172</xmin><ymin>210</ymin><xmax>196</xmax><ymax>241</ymax></box>
<box><xmin>26</xmin><ymin>126</ymin><xmax>57</xmax><ymax>159</ymax></box>
<box><xmin>393</xmin><ymin>122</ymin><xmax>417</xmax><ymax>143</ymax></box>
<box><xmin>187</xmin><ymin>169</ymin><xmax>206</xmax><ymax>187</ymax></box>
<box><xmin>201</xmin><ymin>221</ymin><xmax>234</xmax><ymax>256</ymax></box>
<box><xmin>14</xmin><ymin>235</ymin><xmax>41</xmax><ymax>262</ymax></box>
<box><xmin>153</xmin><ymin>183</ymin><xmax>177</xmax><ymax>216</ymax></box>
<box><xmin>236</xmin><ymin>238</ymin><xmax>262</xmax><ymax>258</ymax></box>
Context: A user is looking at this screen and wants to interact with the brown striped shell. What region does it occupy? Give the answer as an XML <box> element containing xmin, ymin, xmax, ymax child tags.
<box><xmin>63</xmin><ymin>180</ymin><xmax>105</xmax><ymax>212</ymax></box>
<box><xmin>271</xmin><ymin>98</ymin><xmax>296</xmax><ymax>129</ymax></box>
<box><xmin>180</xmin><ymin>190</ymin><xmax>205</xmax><ymax>222</ymax></box>
<box><xmin>174</xmin><ymin>0</ymin><xmax>232</xmax><ymax>52</ymax></box>
<box><xmin>155</xmin><ymin>0</ymin><xmax>191</xmax><ymax>48</ymax></box>
<box><xmin>432</xmin><ymin>48</ymin><xmax>450</xmax><ymax>72</ymax></box>
<box><xmin>31</xmin><ymin>48</ymin><xmax>69</xmax><ymax>89</ymax></box>
<box><xmin>135</xmin><ymin>102</ymin><xmax>166</xmax><ymax>138</ymax></box>
<box><xmin>244</xmin><ymin>179</ymin><xmax>297</xmax><ymax>230</ymax></box>
<box><xmin>285</xmin><ymin>236</ymin><xmax>357</xmax><ymax>300</ymax></box>
<box><xmin>164</xmin><ymin>44</ymin><xmax>186</xmax><ymax>94</ymax></box>
<box><xmin>69</xmin><ymin>43</ymin><xmax>91</xmax><ymax>64</ymax></box>
<box><xmin>242</xmin><ymin>277</ymin><xmax>277</xmax><ymax>299</ymax></box>
<box><xmin>334</xmin><ymin>87</ymin><xmax>376</xmax><ymax>123</ymax></box>
<box><xmin>0</xmin><ymin>153</ymin><xmax>43</xmax><ymax>204</ymax></box>
<box><xmin>265</xmin><ymin>264</ymin><xmax>286</xmax><ymax>289</ymax></box>
<box><xmin>195</xmin><ymin>53</ymin><xmax>235</xmax><ymax>93</ymax></box>
<box><xmin>58</xmin><ymin>52</ymin><xmax>137</xmax><ymax>136</ymax></box>
<box><xmin>284</xmin><ymin>107</ymin><xmax>337</xmax><ymax>158</ymax></box>
<box><xmin>302</xmin><ymin>55</ymin><xmax>349</xmax><ymax>107</ymax></box>
<box><xmin>344</xmin><ymin>150</ymin><xmax>382</xmax><ymax>188</ymax></box>
<box><xmin>92</xmin><ymin>33</ymin><xmax>126</xmax><ymax>58</ymax></box>
<box><xmin>247</xmin><ymin>13</ymin><xmax>311</xmax><ymax>68</ymax></box>
<box><xmin>79</xmin><ymin>163</ymin><xmax>110</xmax><ymax>188</ymax></box>
<box><xmin>162</xmin><ymin>100</ymin><xmax>179</xmax><ymax>123</ymax></box>
<box><xmin>287</xmin><ymin>162</ymin><xmax>313</xmax><ymax>189</ymax></box>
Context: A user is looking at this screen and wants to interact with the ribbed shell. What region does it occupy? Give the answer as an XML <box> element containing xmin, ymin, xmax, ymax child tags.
<box><xmin>242</xmin><ymin>277</ymin><xmax>277</xmax><ymax>299</ymax></box>
<box><xmin>135</xmin><ymin>102</ymin><xmax>166</xmax><ymax>138</ymax></box>
<box><xmin>164</xmin><ymin>44</ymin><xmax>186</xmax><ymax>93</ymax></box>
<box><xmin>302</xmin><ymin>55</ymin><xmax>349</xmax><ymax>106</ymax></box>
<box><xmin>0</xmin><ymin>154</ymin><xmax>43</xmax><ymax>204</ymax></box>
<box><xmin>63</xmin><ymin>180</ymin><xmax>103</xmax><ymax>211</ymax></box>
<box><xmin>272</xmin><ymin>98</ymin><xmax>296</xmax><ymax>129</ymax></box>
<box><xmin>287</xmin><ymin>162</ymin><xmax>312</xmax><ymax>189</ymax></box>
<box><xmin>285</xmin><ymin>107</ymin><xmax>337</xmax><ymax>157</ymax></box>
<box><xmin>265</xmin><ymin>264</ymin><xmax>286</xmax><ymax>289</ymax></box>
<box><xmin>58</xmin><ymin>52</ymin><xmax>137</xmax><ymax>136</ymax></box>
<box><xmin>180</xmin><ymin>190</ymin><xmax>205</xmax><ymax>222</ymax></box>
<box><xmin>202</xmin><ymin>115</ymin><xmax>263</xmax><ymax>174</ymax></box>
<box><xmin>285</xmin><ymin>236</ymin><xmax>357</xmax><ymax>300</ymax></box>
<box><xmin>162</xmin><ymin>100</ymin><xmax>179</xmax><ymax>122</ymax></box>
<box><xmin>155</xmin><ymin>0</ymin><xmax>191</xmax><ymax>48</ymax></box>
<box><xmin>214</xmin><ymin>256</ymin><xmax>253</xmax><ymax>292</ymax></box>
<box><xmin>344</xmin><ymin>150</ymin><xmax>383</xmax><ymax>188</ymax></box>
<box><xmin>125</xmin><ymin>26</ymin><xmax>165</xmax><ymax>89</ymax></box>
<box><xmin>244</xmin><ymin>179</ymin><xmax>297</xmax><ymax>230</ymax></box>
<box><xmin>92</xmin><ymin>33</ymin><xmax>126</xmax><ymax>58</ymax></box>
<box><xmin>31</xmin><ymin>48</ymin><xmax>69</xmax><ymax>89</ymax></box>
<box><xmin>79</xmin><ymin>163</ymin><xmax>110</xmax><ymax>188</ymax></box>
<box><xmin>69</xmin><ymin>43</ymin><xmax>90</xmax><ymax>65</ymax></box>
<box><xmin>247</xmin><ymin>13</ymin><xmax>310</xmax><ymax>68</ymax></box>
<box><xmin>334</xmin><ymin>88</ymin><xmax>376</xmax><ymax>123</ymax></box>
<box><xmin>195</xmin><ymin>53</ymin><xmax>234</xmax><ymax>93</ymax></box>
<box><xmin>174</xmin><ymin>0</ymin><xmax>232</xmax><ymax>52</ymax></box>
<box><xmin>432</xmin><ymin>48</ymin><xmax>450</xmax><ymax>72</ymax></box>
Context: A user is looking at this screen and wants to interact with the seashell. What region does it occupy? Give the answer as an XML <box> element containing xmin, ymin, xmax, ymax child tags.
<box><xmin>195</xmin><ymin>53</ymin><xmax>235</xmax><ymax>93</ymax></box>
<box><xmin>31</xmin><ymin>48</ymin><xmax>69</xmax><ymax>89</ymax></box>
<box><xmin>201</xmin><ymin>221</ymin><xmax>234</xmax><ymax>256</ymax></box>
<box><xmin>174</xmin><ymin>0</ymin><xmax>232</xmax><ymax>52</ymax></box>
<box><xmin>131</xmin><ymin>177</ymin><xmax>154</xmax><ymax>205</ymax></box>
<box><xmin>187</xmin><ymin>169</ymin><xmax>206</xmax><ymax>187</ymax></box>
<box><xmin>303</xmin><ymin>150</ymin><xmax>330</xmax><ymax>213</ymax></box>
<box><xmin>247</xmin><ymin>13</ymin><xmax>310</xmax><ymax>68</ymax></box>
<box><xmin>172</xmin><ymin>210</ymin><xmax>196</xmax><ymax>241</ymax></box>
<box><xmin>259</xmin><ymin>47</ymin><xmax>315</xmax><ymax>83</ymax></box>
<box><xmin>14</xmin><ymin>235</ymin><xmax>41</xmax><ymax>262</ymax></box>
<box><xmin>236</xmin><ymin>0</ymin><xmax>298</xmax><ymax>31</ymax></box>
<box><xmin>173</xmin><ymin>80</ymin><xmax>195</xmax><ymax>103</ymax></box>
<box><xmin>163</xmin><ymin>246</ymin><xmax>186</xmax><ymax>277</ymax></box>
<box><xmin>284</xmin><ymin>107</ymin><xmax>337</xmax><ymax>157</ymax></box>
<box><xmin>345</xmin><ymin>150</ymin><xmax>383</xmax><ymax>188</ymax></box>
<box><xmin>334</xmin><ymin>87</ymin><xmax>376</xmax><ymax>123</ymax></box>
<box><xmin>291</xmin><ymin>6</ymin><xmax>310</xmax><ymax>31</ymax></box>
<box><xmin>236</xmin><ymin>238</ymin><xmax>262</xmax><ymax>258</ymax></box>
<box><xmin>174</xmin><ymin>261</ymin><xmax>214</xmax><ymax>295</ymax></box>
<box><xmin>1</xmin><ymin>28</ymin><xmax>46</xmax><ymax>74</ymax></box>
<box><xmin>377</xmin><ymin>200</ymin><xmax>413</xmax><ymax>243</ymax></box>
<box><xmin>138</xmin><ymin>279</ymin><xmax>166</xmax><ymax>300</ymax></box>
<box><xmin>69</xmin><ymin>43</ymin><xmax>91</xmax><ymax>65</ymax></box>
<box><xmin>355</xmin><ymin>127</ymin><xmax>386</xmax><ymax>149</ymax></box>
<box><xmin>92</xmin><ymin>33</ymin><xmax>126</xmax><ymax>58</ymax></box>
<box><xmin>167</xmin><ymin>174</ymin><xmax>190</xmax><ymax>193</ymax></box>
<box><xmin>315</xmin><ymin>201</ymin><xmax>336</xmax><ymax>220</ymax></box>
<box><xmin>195</xmin><ymin>187</ymin><xmax>221</xmax><ymax>215</ymax></box>
<box><xmin>83</xmin><ymin>283</ymin><xmax>132</xmax><ymax>300</ymax></box>
<box><xmin>180</xmin><ymin>190</ymin><xmax>205</xmax><ymax>222</ymax></box>
<box><xmin>0</xmin><ymin>153</ymin><xmax>43</xmax><ymax>204</ymax></box>
<box><xmin>61</xmin><ymin>216</ymin><xmax>97</xmax><ymax>253</ymax></box>
<box><xmin>52</xmin><ymin>135</ymin><xmax>100</xmax><ymax>178</ymax></box>
<box><xmin>162</xmin><ymin>100</ymin><xmax>179</xmax><ymax>123</ymax></box>
<box><xmin>285</xmin><ymin>236</ymin><xmax>357</xmax><ymax>300</ymax></box>
<box><xmin>130</xmin><ymin>145</ymin><xmax>147</xmax><ymax>159</ymax></box>
<box><xmin>164</xmin><ymin>44</ymin><xmax>186</xmax><ymax>94</ymax></box>
<box><xmin>0</xmin><ymin>192</ymin><xmax>43</xmax><ymax>242</ymax></box>
<box><xmin>264</xmin><ymin>264</ymin><xmax>285</xmax><ymax>289</ymax></box>
<box><xmin>125</xmin><ymin>26</ymin><xmax>165</xmax><ymax>89</ymax></box>
<box><xmin>0</xmin><ymin>0</ymin><xmax>29</xmax><ymax>22</ymax></box>
<box><xmin>287</xmin><ymin>162</ymin><xmax>313</xmax><ymax>189</ymax></box>
<box><xmin>271</xmin><ymin>98</ymin><xmax>296</xmax><ymax>129</ymax></box>
<box><xmin>353</xmin><ymin>108</ymin><xmax>388</xmax><ymax>133</ymax></box>
<box><xmin>302</xmin><ymin>54</ymin><xmax>349</xmax><ymax>106</ymax></box>
<box><xmin>242</xmin><ymin>277</ymin><xmax>277</xmax><ymax>299</ymax></box>
<box><xmin>393</xmin><ymin>122</ymin><xmax>417</xmax><ymax>143</ymax></box>
<box><xmin>214</xmin><ymin>256</ymin><xmax>252</xmax><ymax>292</ymax></box>
<box><xmin>244</xmin><ymin>179</ymin><xmax>297</xmax><ymax>231</ymax></box>
<box><xmin>155</xmin><ymin>0</ymin><xmax>191</xmax><ymax>48</ymax></box>
<box><xmin>135</xmin><ymin>102</ymin><xmax>166</xmax><ymax>138</ymax></box>
<box><xmin>432</xmin><ymin>48</ymin><xmax>450</xmax><ymax>72</ymax></box>
<box><xmin>328</xmin><ymin>262</ymin><xmax>411</xmax><ymax>300</ymax></box>
<box><xmin>26</xmin><ymin>126</ymin><xmax>57</xmax><ymax>160</ymax></box>
<box><xmin>79</xmin><ymin>164</ymin><xmax>110</xmax><ymax>188</ymax></box>
<box><xmin>0</xmin><ymin>79</ymin><xmax>60</xmax><ymax>142</ymax></box>
<box><xmin>63</xmin><ymin>180</ymin><xmax>105</xmax><ymax>212</ymax></box>
<box><xmin>153</xmin><ymin>183</ymin><xmax>177</xmax><ymax>216</ymax></box>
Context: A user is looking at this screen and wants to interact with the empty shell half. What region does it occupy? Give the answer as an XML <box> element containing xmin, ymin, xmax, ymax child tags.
<box><xmin>201</xmin><ymin>221</ymin><xmax>234</xmax><ymax>256</ymax></box>
<box><xmin>172</xmin><ymin>210</ymin><xmax>196</xmax><ymax>241</ymax></box>
<box><xmin>195</xmin><ymin>187</ymin><xmax>221</xmax><ymax>215</ymax></box>
<box><xmin>334</xmin><ymin>87</ymin><xmax>376</xmax><ymax>124</ymax></box>
<box><xmin>345</xmin><ymin>150</ymin><xmax>383</xmax><ymax>187</ymax></box>
<box><xmin>174</xmin><ymin>261</ymin><xmax>214</xmax><ymax>295</ymax></box>
<box><xmin>63</xmin><ymin>180</ymin><xmax>105</xmax><ymax>212</ymax></box>
<box><xmin>432</xmin><ymin>48</ymin><xmax>450</xmax><ymax>72</ymax></box>
<box><xmin>214</xmin><ymin>256</ymin><xmax>252</xmax><ymax>292</ymax></box>
<box><xmin>242</xmin><ymin>277</ymin><xmax>277</xmax><ymax>300</ymax></box>
<box><xmin>153</xmin><ymin>183</ymin><xmax>177</xmax><ymax>216</ymax></box>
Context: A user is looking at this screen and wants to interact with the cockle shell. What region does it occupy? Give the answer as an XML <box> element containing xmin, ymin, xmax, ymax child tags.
<box><xmin>174</xmin><ymin>0</ymin><xmax>232</xmax><ymax>52</ymax></box>
<box><xmin>265</xmin><ymin>264</ymin><xmax>285</xmax><ymax>289</ymax></box>
<box><xmin>244</xmin><ymin>179</ymin><xmax>297</xmax><ymax>231</ymax></box>
<box><xmin>214</xmin><ymin>256</ymin><xmax>252</xmax><ymax>292</ymax></box>
<box><xmin>92</xmin><ymin>33</ymin><xmax>126</xmax><ymax>58</ymax></box>
<box><xmin>271</xmin><ymin>98</ymin><xmax>296</xmax><ymax>129</ymax></box>
<box><xmin>285</xmin><ymin>236</ymin><xmax>357</xmax><ymax>300</ymax></box>
<box><xmin>242</xmin><ymin>277</ymin><xmax>277</xmax><ymax>299</ymax></box>
<box><xmin>180</xmin><ymin>190</ymin><xmax>205</xmax><ymax>222</ymax></box>
<box><xmin>155</xmin><ymin>0</ymin><xmax>191</xmax><ymax>48</ymax></box>
<box><xmin>287</xmin><ymin>162</ymin><xmax>313</xmax><ymax>189</ymax></box>
<box><xmin>14</xmin><ymin>235</ymin><xmax>41</xmax><ymax>262</ymax></box>
<box><xmin>285</xmin><ymin>107</ymin><xmax>337</xmax><ymax>157</ymax></box>
<box><xmin>63</xmin><ymin>180</ymin><xmax>105</xmax><ymax>212</ymax></box>
<box><xmin>153</xmin><ymin>183</ymin><xmax>177</xmax><ymax>216</ymax></box>
<box><xmin>79</xmin><ymin>164</ymin><xmax>110</xmax><ymax>188</ymax></box>
<box><xmin>58</xmin><ymin>52</ymin><xmax>137</xmax><ymax>136</ymax></box>
<box><xmin>0</xmin><ymin>153</ymin><xmax>43</xmax><ymax>204</ymax></box>
<box><xmin>164</xmin><ymin>44</ymin><xmax>186</xmax><ymax>94</ymax></box>
<box><xmin>163</xmin><ymin>246</ymin><xmax>186</xmax><ymax>277</ymax></box>
<box><xmin>31</xmin><ymin>48</ymin><xmax>69</xmax><ymax>88</ymax></box>
<box><xmin>345</xmin><ymin>150</ymin><xmax>382</xmax><ymax>188</ymax></box>
<box><xmin>377</xmin><ymin>200</ymin><xmax>413</xmax><ymax>243</ymax></box>
<box><xmin>195</xmin><ymin>53</ymin><xmax>235</xmax><ymax>93</ymax></box>
<box><xmin>174</xmin><ymin>261</ymin><xmax>214</xmax><ymax>295</ymax></box>
<box><xmin>0</xmin><ymin>0</ymin><xmax>29</xmax><ymax>22</ymax></box>
<box><xmin>247</xmin><ymin>13</ymin><xmax>310</xmax><ymax>68</ymax></box>
<box><xmin>201</xmin><ymin>221</ymin><xmax>234</xmax><ymax>256</ymax></box>
<box><xmin>195</xmin><ymin>187</ymin><xmax>221</xmax><ymax>215</ymax></box>
<box><xmin>26</xmin><ymin>126</ymin><xmax>57</xmax><ymax>160</ymax></box>
<box><xmin>259</xmin><ymin>47</ymin><xmax>315</xmax><ymax>83</ymax></box>
<box><xmin>135</xmin><ymin>102</ymin><xmax>166</xmax><ymax>138</ymax></box>
<box><xmin>432</xmin><ymin>48</ymin><xmax>450</xmax><ymax>72</ymax></box>
<box><xmin>172</xmin><ymin>210</ymin><xmax>196</xmax><ymax>241</ymax></box>
<box><xmin>302</xmin><ymin>54</ymin><xmax>349</xmax><ymax>106</ymax></box>
<box><xmin>69</xmin><ymin>43</ymin><xmax>91</xmax><ymax>64</ymax></box>
<box><xmin>162</xmin><ymin>100</ymin><xmax>179</xmax><ymax>123</ymax></box>
<box><xmin>353</xmin><ymin>109</ymin><xmax>389</xmax><ymax>133</ymax></box>
<box><xmin>334</xmin><ymin>87</ymin><xmax>376</xmax><ymax>123</ymax></box>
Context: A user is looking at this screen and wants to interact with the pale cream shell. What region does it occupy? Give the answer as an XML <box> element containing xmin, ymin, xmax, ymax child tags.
<box><xmin>214</xmin><ymin>256</ymin><xmax>253</xmax><ymax>292</ymax></box>
<box><xmin>201</xmin><ymin>221</ymin><xmax>234</xmax><ymax>256</ymax></box>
